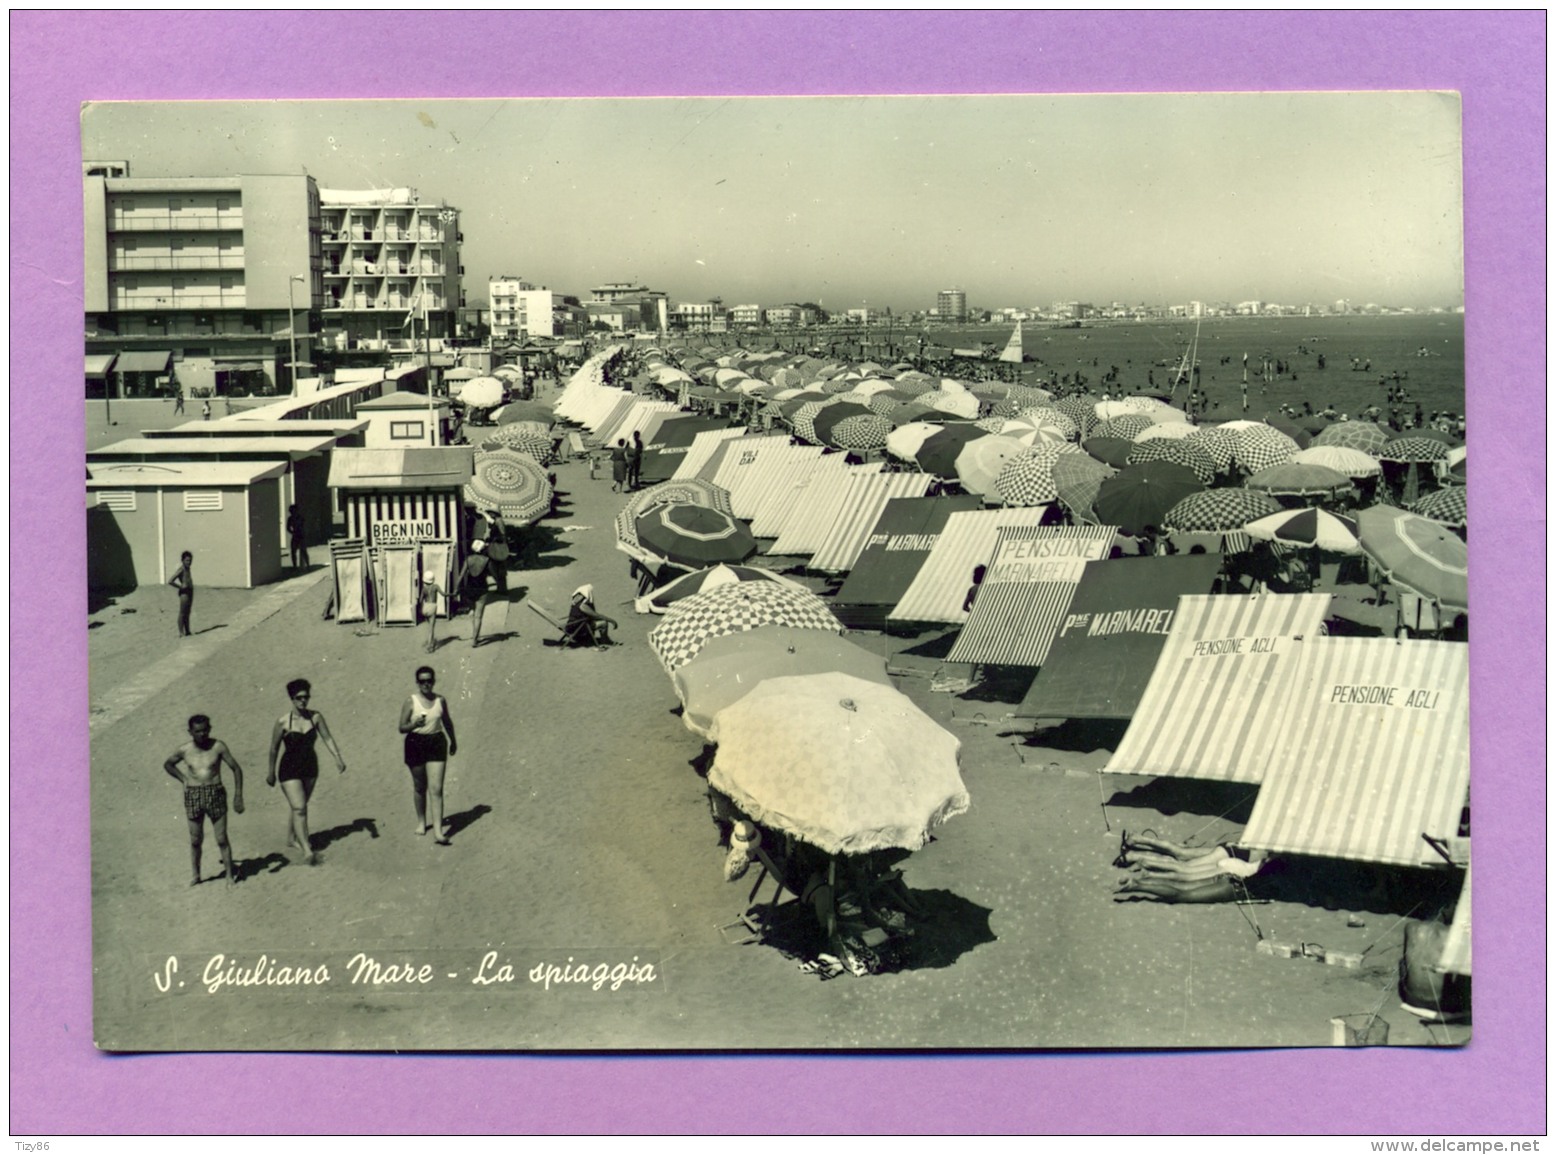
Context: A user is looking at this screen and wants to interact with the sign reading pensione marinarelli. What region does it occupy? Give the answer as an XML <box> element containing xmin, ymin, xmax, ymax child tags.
<box><xmin>370</xmin><ymin>519</ymin><xmax>439</xmax><ymax>544</ymax></box>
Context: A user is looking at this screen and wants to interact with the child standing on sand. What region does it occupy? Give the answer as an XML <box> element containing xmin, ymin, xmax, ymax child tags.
<box><xmin>163</xmin><ymin>714</ymin><xmax>246</xmax><ymax>886</ymax></box>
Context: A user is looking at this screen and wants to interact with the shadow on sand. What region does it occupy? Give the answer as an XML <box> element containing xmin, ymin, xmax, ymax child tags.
<box><xmin>231</xmin><ymin>852</ymin><xmax>291</xmax><ymax>882</ymax></box>
<box><xmin>441</xmin><ymin>803</ymin><xmax>492</xmax><ymax>839</ymax></box>
<box><xmin>511</xmin><ymin>526</ymin><xmax>574</xmax><ymax>572</ymax></box>
<box><xmin>313</xmin><ymin>817</ymin><xmax>380</xmax><ymax>852</ymax></box>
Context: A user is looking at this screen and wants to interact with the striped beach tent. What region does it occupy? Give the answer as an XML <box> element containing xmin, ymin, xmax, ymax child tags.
<box><xmin>833</xmin><ymin>496</ymin><xmax>984</xmax><ymax>629</ymax></box>
<box><xmin>810</xmin><ymin>471</ymin><xmax>937</xmax><ymax>573</ymax></box>
<box><xmin>1237</xmin><ymin>637</ymin><xmax>1469</xmax><ymax>866</ymax></box>
<box><xmin>1014</xmin><ymin>554</ymin><xmax>1226</xmax><ymax>719</ymax></box>
<box><xmin>943</xmin><ymin>525</ymin><xmax>1124</xmax><ymax>665</ymax></box>
<box><xmin>670</xmin><ymin>428</ymin><xmax>751</xmax><ymax>482</ymax></box>
<box><xmin>1100</xmin><ymin>594</ymin><xmax>1333</xmax><ymax>779</ymax></box>
<box><xmin>747</xmin><ymin>454</ymin><xmax>851</xmax><ymax>538</ymax></box>
<box><xmin>717</xmin><ymin>443</ymin><xmax>826</xmax><ymax>520</ymax></box>
<box><xmin>769</xmin><ymin>463</ymin><xmax>884</xmax><ymax>556</ymax></box>
<box><xmin>888</xmin><ymin>507</ymin><xmax>1055</xmax><ymax>625</ymax></box>
<box><xmin>1436</xmin><ymin>864</ymin><xmax>1472</xmax><ymax>976</ymax></box>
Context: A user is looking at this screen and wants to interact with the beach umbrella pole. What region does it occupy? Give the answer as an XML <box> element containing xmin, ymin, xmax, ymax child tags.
<box><xmin>1096</xmin><ymin>770</ymin><xmax>1112</xmax><ymax>832</ymax></box>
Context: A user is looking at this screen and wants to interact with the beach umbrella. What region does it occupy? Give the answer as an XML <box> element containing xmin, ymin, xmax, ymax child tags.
<box><xmin>445</xmin><ymin>367</ymin><xmax>480</xmax><ymax>381</ymax></box>
<box><xmin>1229</xmin><ymin>425</ymin><xmax>1300</xmax><ymax>474</ymax></box>
<box><xmin>1051</xmin><ymin>395</ymin><xmax>1101</xmax><ymax>436</ymax></box>
<box><xmin>809</xmin><ymin>398</ymin><xmax>873</xmax><ymax>445</ymax></box>
<box><xmin>996</xmin><ymin>412</ymin><xmax>1077</xmax><ymax>446</ymax></box>
<box><xmin>1095</xmin><ymin>396</ymin><xmax>1164</xmax><ymax>419</ymax></box>
<box><xmin>497</xmin><ymin>400</ymin><xmax>556</xmax><ymax>425</ymax></box>
<box><xmin>1133</xmin><ymin>421</ymin><xmax>1199</xmax><ymax>443</ymax></box>
<box><xmin>827</xmin><ymin>413</ymin><xmax>894</xmax><ymax>451</ymax></box>
<box><xmin>954</xmin><ymin>434</ymin><xmax>1028</xmax><ymax>497</ymax></box>
<box><xmin>1184</xmin><ymin>426</ymin><xmax>1239</xmax><ymax>472</ymax></box>
<box><xmin>1400</xmin><ymin>427</ymin><xmax>1456</xmax><ymax>446</ymax></box>
<box><xmin>634</xmin><ymin>504</ymin><xmax>757</xmax><ymax>572</ymax></box>
<box><xmin>887</xmin><ymin>402</ymin><xmax>945</xmax><ymax>427</ymax></box>
<box><xmin>615</xmin><ymin>479</ymin><xmax>736</xmax><ymax>564</ymax></box>
<box><xmin>1313</xmin><ymin>421</ymin><xmax>1389</xmax><ymax>453</ymax></box>
<box><xmin>1264</xmin><ymin>416</ymin><xmax>1313</xmax><ymax>449</ymax></box>
<box><xmin>915</xmin><ymin>423</ymin><xmax>988</xmax><ymax>478</ymax></box>
<box><xmin>891</xmin><ymin>374</ymin><xmax>936</xmax><ymax>397</ymax></box>
<box><xmin>672</xmin><ymin>628</ymin><xmax>892</xmax><ymax>740</ymax></box>
<box><xmin>639</xmin><ymin>564</ymin><xmax>806</xmax><ymax>614</ymax></box>
<box><xmin>1095</xmin><ymin>414</ymin><xmax>1158</xmax><ymax>441</ymax></box>
<box><xmin>994</xmin><ymin>443</ymin><xmax>1085</xmax><ymax>506</ymax></box>
<box><xmin>647</xmin><ymin>582</ymin><xmax>844</xmax><ymax>675</ymax></box>
<box><xmin>778</xmin><ymin>391</ymin><xmax>830</xmax><ymax>417</ymax></box>
<box><xmin>1161</xmin><ymin>488</ymin><xmax>1282</xmax><ymax>533</ymax></box>
<box><xmin>480</xmin><ymin>428</ymin><xmax>552</xmax><ymax>461</ymax></box>
<box><xmin>1094</xmin><ymin>462</ymin><xmax>1205</xmax><ymax>536</ymax></box>
<box><xmin>1245</xmin><ymin>507</ymin><xmax>1362</xmax><ymax>554</ymax></box>
<box><xmin>707</xmin><ymin>672</ymin><xmax>968</xmax><ymax>855</ymax></box>
<box><xmin>1125</xmin><ymin>438</ymin><xmax>1218</xmax><ymax>485</ymax></box>
<box><xmin>1379</xmin><ymin>437</ymin><xmax>1451</xmax><ymax>464</ymax></box>
<box><xmin>458</xmin><ymin>377</ymin><xmax>505</xmax><ymax>409</ymax></box>
<box><xmin>1083</xmin><ymin>436</ymin><xmax>1135</xmax><ymax>469</ymax></box>
<box><xmin>789</xmin><ymin>398</ymin><xmax>845</xmax><ymax>444</ymax></box>
<box><xmin>974</xmin><ymin>416</ymin><xmax>1007</xmax><ymax>434</ymax></box>
<box><xmin>885</xmin><ymin>421</ymin><xmax>945</xmax><ymax>463</ymax></box>
<box><xmin>1411</xmin><ymin>486</ymin><xmax>1469</xmax><ymax>529</ymax></box>
<box><xmin>1354</xmin><ymin>507</ymin><xmax>1468</xmax><ymax>611</ymax></box>
<box><xmin>465</xmin><ymin>448</ymin><xmax>552</xmax><ymax>525</ymax></box>
<box><xmin>1291</xmin><ymin>445</ymin><xmax>1383</xmax><ymax>478</ymax></box>
<box><xmin>1006</xmin><ymin>384</ymin><xmax>1054</xmax><ymax>407</ymax></box>
<box><xmin>866</xmin><ymin>393</ymin><xmax>904</xmax><ymax>417</ymax></box>
<box><xmin>1298</xmin><ymin>415</ymin><xmax>1333</xmax><ymax>435</ymax></box>
<box><xmin>925</xmin><ymin>390</ymin><xmax>981</xmax><ymax>420</ymax></box>
<box><xmin>1244</xmin><ymin>461</ymin><xmax>1354</xmax><ymax>497</ymax></box>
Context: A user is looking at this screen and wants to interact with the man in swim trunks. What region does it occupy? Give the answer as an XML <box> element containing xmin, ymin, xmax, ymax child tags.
<box><xmin>163</xmin><ymin>714</ymin><xmax>245</xmax><ymax>887</ymax></box>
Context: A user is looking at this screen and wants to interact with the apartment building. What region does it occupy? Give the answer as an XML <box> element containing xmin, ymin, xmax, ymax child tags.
<box><xmin>318</xmin><ymin>188</ymin><xmax>463</xmax><ymax>349</ymax></box>
<box><xmin>936</xmin><ymin>288</ymin><xmax>967</xmax><ymax>323</ymax></box>
<box><xmin>84</xmin><ymin>168</ymin><xmax>321</xmax><ymax>398</ymax></box>
<box><xmin>727</xmin><ymin>303</ymin><xmax>763</xmax><ymax>327</ymax></box>
<box><xmin>764</xmin><ymin>304</ymin><xmax>819</xmax><ymax>327</ymax></box>
<box><xmin>489</xmin><ymin>277</ymin><xmax>558</xmax><ymax>340</ymax></box>
<box><xmin>671</xmin><ymin>299</ymin><xmax>726</xmax><ymax>332</ymax></box>
<box><xmin>585</xmin><ymin>282</ymin><xmax>668</xmax><ymax>332</ymax></box>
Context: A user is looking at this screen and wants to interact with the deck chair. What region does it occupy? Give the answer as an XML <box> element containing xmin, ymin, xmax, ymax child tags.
<box><xmin>329</xmin><ymin>539</ymin><xmax>370</xmax><ymax>624</ymax></box>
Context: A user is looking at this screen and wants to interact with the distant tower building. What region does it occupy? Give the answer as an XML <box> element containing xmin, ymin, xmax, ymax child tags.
<box><xmin>937</xmin><ymin>288</ymin><xmax>967</xmax><ymax>323</ymax></box>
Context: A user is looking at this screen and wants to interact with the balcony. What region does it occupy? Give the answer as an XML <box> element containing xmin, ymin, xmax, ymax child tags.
<box><xmin>111</xmin><ymin>254</ymin><xmax>245</xmax><ymax>272</ymax></box>
<box><xmin>112</xmin><ymin>294</ymin><xmax>247</xmax><ymax>310</ymax></box>
<box><xmin>109</xmin><ymin>214</ymin><xmax>242</xmax><ymax>232</ymax></box>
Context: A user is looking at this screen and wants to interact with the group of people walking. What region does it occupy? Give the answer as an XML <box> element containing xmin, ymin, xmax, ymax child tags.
<box><xmin>162</xmin><ymin>668</ymin><xmax>459</xmax><ymax>885</ymax></box>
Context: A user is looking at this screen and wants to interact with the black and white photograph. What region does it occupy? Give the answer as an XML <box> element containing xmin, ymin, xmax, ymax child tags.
<box><xmin>82</xmin><ymin>91</ymin><xmax>1473</xmax><ymax>1054</ymax></box>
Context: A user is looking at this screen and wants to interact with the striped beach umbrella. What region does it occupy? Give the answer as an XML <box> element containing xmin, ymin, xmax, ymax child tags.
<box><xmin>1246</xmin><ymin>508</ymin><xmax>1363</xmax><ymax>554</ymax></box>
<box><xmin>1126</xmin><ymin>438</ymin><xmax>1218</xmax><ymax>485</ymax></box>
<box><xmin>915</xmin><ymin>423</ymin><xmax>989</xmax><ymax>478</ymax></box>
<box><xmin>1161</xmin><ymin>488</ymin><xmax>1282</xmax><ymax>532</ymax></box>
<box><xmin>999</xmin><ymin>412</ymin><xmax>1077</xmax><ymax>445</ymax></box>
<box><xmin>1291</xmin><ymin>445</ymin><xmax>1383</xmax><ymax>478</ymax></box>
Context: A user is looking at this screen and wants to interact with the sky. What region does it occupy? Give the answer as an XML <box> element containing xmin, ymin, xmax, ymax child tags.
<box><xmin>81</xmin><ymin>93</ymin><xmax>1465</xmax><ymax>314</ymax></box>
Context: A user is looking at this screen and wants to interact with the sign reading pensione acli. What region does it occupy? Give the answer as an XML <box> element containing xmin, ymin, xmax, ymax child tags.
<box><xmin>371</xmin><ymin>519</ymin><xmax>439</xmax><ymax>544</ymax></box>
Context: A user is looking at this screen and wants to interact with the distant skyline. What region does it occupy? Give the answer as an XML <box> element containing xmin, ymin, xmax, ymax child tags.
<box><xmin>81</xmin><ymin>93</ymin><xmax>1464</xmax><ymax>313</ymax></box>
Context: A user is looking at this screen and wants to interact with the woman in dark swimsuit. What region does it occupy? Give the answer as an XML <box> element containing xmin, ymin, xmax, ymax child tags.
<box><xmin>267</xmin><ymin>678</ymin><xmax>346</xmax><ymax>864</ymax></box>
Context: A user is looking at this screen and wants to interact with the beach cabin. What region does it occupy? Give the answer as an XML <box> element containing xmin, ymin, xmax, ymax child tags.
<box><xmin>327</xmin><ymin>446</ymin><xmax>474</xmax><ymax>552</ymax></box>
<box><xmin>88</xmin><ymin>434</ymin><xmax>338</xmax><ymax>550</ymax></box>
<box><xmin>354</xmin><ymin>390</ymin><xmax>454</xmax><ymax>448</ymax></box>
<box><xmin>87</xmin><ymin>460</ymin><xmax>286</xmax><ymax>590</ymax></box>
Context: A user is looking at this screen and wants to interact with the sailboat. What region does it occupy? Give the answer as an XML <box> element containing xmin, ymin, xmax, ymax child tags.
<box><xmin>998</xmin><ymin>320</ymin><xmax>1025</xmax><ymax>363</ymax></box>
<box><xmin>1166</xmin><ymin>317</ymin><xmax>1201</xmax><ymax>405</ymax></box>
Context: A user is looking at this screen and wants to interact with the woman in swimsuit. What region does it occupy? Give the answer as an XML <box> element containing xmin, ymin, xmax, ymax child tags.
<box><xmin>267</xmin><ymin>678</ymin><xmax>346</xmax><ymax>864</ymax></box>
<box><xmin>398</xmin><ymin>665</ymin><xmax>458</xmax><ymax>845</ymax></box>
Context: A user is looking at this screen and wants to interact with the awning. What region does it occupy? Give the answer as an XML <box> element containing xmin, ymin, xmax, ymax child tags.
<box><xmin>834</xmin><ymin>496</ymin><xmax>983</xmax><ymax>628</ymax></box>
<box><xmin>941</xmin><ymin>525</ymin><xmax>1117</xmax><ymax>661</ymax></box>
<box><xmin>217</xmin><ymin>362</ymin><xmax>265</xmax><ymax>373</ymax></box>
<box><xmin>670</xmin><ymin>428</ymin><xmax>750</xmax><ymax>482</ymax></box>
<box><xmin>86</xmin><ymin>353</ymin><xmax>117</xmax><ymax>378</ymax></box>
<box><xmin>888</xmin><ymin>507</ymin><xmax>1056</xmax><ymax>626</ymax></box>
<box><xmin>746</xmin><ymin>454</ymin><xmax>851</xmax><ymax>538</ymax></box>
<box><xmin>810</xmin><ymin>472</ymin><xmax>937</xmax><ymax>573</ymax></box>
<box><xmin>1015</xmin><ymin>555</ymin><xmax>1227</xmax><ymax>719</ymax></box>
<box><xmin>114</xmin><ymin>350</ymin><xmax>172</xmax><ymax>373</ymax></box>
<box><xmin>716</xmin><ymin>443</ymin><xmax>826</xmax><ymax>521</ymax></box>
<box><xmin>1101</xmin><ymin>593</ymin><xmax>1333</xmax><ymax>778</ymax></box>
<box><xmin>1237</xmin><ymin>637</ymin><xmax>1470</xmax><ymax>866</ymax></box>
<box><xmin>769</xmin><ymin>462</ymin><xmax>884</xmax><ymax>556</ymax></box>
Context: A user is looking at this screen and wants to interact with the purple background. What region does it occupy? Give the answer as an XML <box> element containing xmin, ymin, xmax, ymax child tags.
<box><xmin>12</xmin><ymin>12</ymin><xmax>1543</xmax><ymax>1135</ymax></box>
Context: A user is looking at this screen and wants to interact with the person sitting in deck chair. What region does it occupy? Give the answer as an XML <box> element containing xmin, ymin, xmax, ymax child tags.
<box><xmin>562</xmin><ymin>584</ymin><xmax>618</xmax><ymax>648</ymax></box>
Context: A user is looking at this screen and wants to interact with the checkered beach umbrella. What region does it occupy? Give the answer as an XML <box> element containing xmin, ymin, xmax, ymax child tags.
<box><xmin>1184</xmin><ymin>426</ymin><xmax>1239</xmax><ymax>472</ymax></box>
<box><xmin>481</xmin><ymin>427</ymin><xmax>553</xmax><ymax>461</ymax></box>
<box><xmin>1313</xmin><ymin>421</ymin><xmax>1390</xmax><ymax>453</ymax></box>
<box><xmin>1051</xmin><ymin>451</ymin><xmax>1116</xmax><ymax>521</ymax></box>
<box><xmin>1133</xmin><ymin>421</ymin><xmax>1198</xmax><ymax>443</ymax></box>
<box><xmin>890</xmin><ymin>375</ymin><xmax>936</xmax><ymax>396</ymax></box>
<box><xmin>994</xmin><ymin>442</ymin><xmax>1084</xmax><ymax>506</ymax></box>
<box><xmin>465</xmin><ymin>448</ymin><xmax>552</xmax><ymax>525</ymax></box>
<box><xmin>1094</xmin><ymin>413</ymin><xmax>1158</xmax><ymax>441</ymax></box>
<box><xmin>1126</xmin><ymin>437</ymin><xmax>1218</xmax><ymax>485</ymax></box>
<box><xmin>640</xmin><ymin>564</ymin><xmax>806</xmax><ymax>614</ymax></box>
<box><xmin>1006</xmin><ymin>384</ymin><xmax>1054</xmax><ymax>407</ymax></box>
<box><xmin>1411</xmin><ymin>485</ymin><xmax>1468</xmax><ymax>528</ymax></box>
<box><xmin>790</xmin><ymin>397</ymin><xmax>844</xmax><ymax>444</ymax></box>
<box><xmin>1229</xmin><ymin>424</ymin><xmax>1300</xmax><ymax>474</ymax></box>
<box><xmin>647</xmin><ymin>582</ymin><xmax>845</xmax><ymax>675</ymax></box>
<box><xmin>866</xmin><ymin>393</ymin><xmax>904</xmax><ymax>417</ymax></box>
<box><xmin>1378</xmin><ymin>436</ymin><xmax>1451</xmax><ymax>464</ymax></box>
<box><xmin>1095</xmin><ymin>396</ymin><xmax>1166</xmax><ymax>419</ymax></box>
<box><xmin>1161</xmin><ymin>487</ymin><xmax>1283</xmax><ymax>532</ymax></box>
<box><xmin>809</xmin><ymin>397</ymin><xmax>873</xmax><ymax>445</ymax></box>
<box><xmin>975</xmin><ymin>416</ymin><xmax>1007</xmax><ymax>434</ymax></box>
<box><xmin>827</xmin><ymin>413</ymin><xmax>894</xmax><ymax>451</ymax></box>
<box><xmin>1051</xmin><ymin>395</ymin><xmax>1101</xmax><ymax>433</ymax></box>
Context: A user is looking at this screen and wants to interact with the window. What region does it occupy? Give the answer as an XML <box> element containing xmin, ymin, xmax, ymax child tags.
<box><xmin>184</xmin><ymin>491</ymin><xmax>223</xmax><ymax>512</ymax></box>
<box><xmin>96</xmin><ymin>490</ymin><xmax>137</xmax><ymax>511</ymax></box>
<box><xmin>216</xmin><ymin>198</ymin><xmax>231</xmax><ymax>212</ymax></box>
<box><xmin>389</xmin><ymin>421</ymin><xmax>425</xmax><ymax>440</ymax></box>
